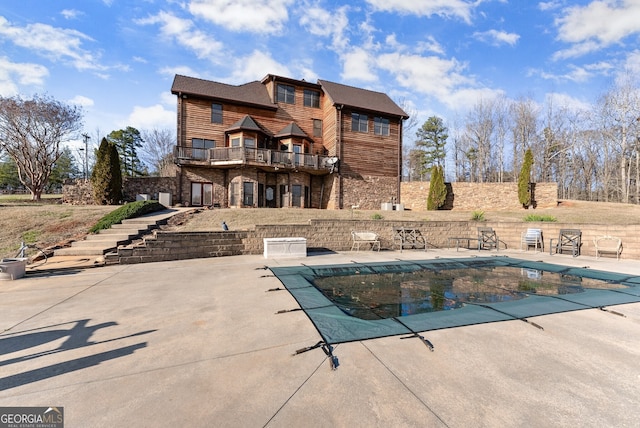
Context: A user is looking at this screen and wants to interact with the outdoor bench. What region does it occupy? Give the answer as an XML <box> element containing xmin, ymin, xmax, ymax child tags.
<box><xmin>351</xmin><ymin>231</ymin><xmax>381</xmax><ymax>251</ymax></box>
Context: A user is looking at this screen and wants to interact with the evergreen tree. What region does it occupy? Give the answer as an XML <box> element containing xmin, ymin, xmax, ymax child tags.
<box><xmin>91</xmin><ymin>137</ymin><xmax>122</xmax><ymax>204</ymax></box>
<box><xmin>415</xmin><ymin>116</ymin><xmax>448</xmax><ymax>178</ymax></box>
<box><xmin>107</xmin><ymin>126</ymin><xmax>145</xmax><ymax>177</ymax></box>
<box><xmin>518</xmin><ymin>148</ymin><xmax>534</xmax><ymax>208</ymax></box>
<box><xmin>47</xmin><ymin>147</ymin><xmax>82</xmax><ymax>192</ymax></box>
<box><xmin>427</xmin><ymin>164</ymin><xmax>447</xmax><ymax>210</ymax></box>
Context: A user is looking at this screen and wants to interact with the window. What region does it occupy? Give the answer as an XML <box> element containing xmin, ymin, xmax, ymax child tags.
<box><xmin>211</xmin><ymin>103</ymin><xmax>223</xmax><ymax>124</ymax></box>
<box><xmin>244</xmin><ymin>137</ymin><xmax>255</xmax><ymax>148</ymax></box>
<box><xmin>374</xmin><ymin>117</ymin><xmax>390</xmax><ymax>136</ymax></box>
<box><xmin>351</xmin><ymin>113</ymin><xmax>368</xmax><ymax>133</ymax></box>
<box><xmin>313</xmin><ymin>119</ymin><xmax>322</xmax><ymax>137</ymax></box>
<box><xmin>231</xmin><ymin>137</ymin><xmax>240</xmax><ymax>147</ymax></box>
<box><xmin>243</xmin><ymin>182</ymin><xmax>254</xmax><ymax>206</ymax></box>
<box><xmin>303</xmin><ymin>89</ymin><xmax>320</xmax><ymax>108</ymax></box>
<box><xmin>276</xmin><ymin>84</ymin><xmax>295</xmax><ymax>104</ymax></box>
<box><xmin>191</xmin><ymin>138</ymin><xmax>215</xmax><ymax>159</ymax></box>
<box><xmin>191</xmin><ymin>182</ymin><xmax>213</xmax><ymax>206</ymax></box>
<box><xmin>292</xmin><ymin>185</ymin><xmax>302</xmax><ymax>207</ymax></box>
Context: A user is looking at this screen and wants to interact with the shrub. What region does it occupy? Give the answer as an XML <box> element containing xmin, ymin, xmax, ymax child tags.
<box><xmin>524</xmin><ymin>214</ymin><xmax>557</xmax><ymax>222</ymax></box>
<box><xmin>91</xmin><ymin>137</ymin><xmax>123</xmax><ymax>205</ymax></box>
<box><xmin>518</xmin><ymin>148</ymin><xmax>534</xmax><ymax>208</ymax></box>
<box><xmin>89</xmin><ymin>200</ymin><xmax>164</xmax><ymax>233</ymax></box>
<box><xmin>371</xmin><ymin>213</ymin><xmax>384</xmax><ymax>220</ymax></box>
<box><xmin>471</xmin><ymin>210</ymin><xmax>485</xmax><ymax>221</ymax></box>
<box><xmin>427</xmin><ymin>164</ymin><xmax>447</xmax><ymax>210</ymax></box>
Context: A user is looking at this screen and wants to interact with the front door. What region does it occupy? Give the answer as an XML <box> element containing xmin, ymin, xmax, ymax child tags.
<box><xmin>265</xmin><ymin>185</ymin><xmax>276</xmax><ymax>208</ymax></box>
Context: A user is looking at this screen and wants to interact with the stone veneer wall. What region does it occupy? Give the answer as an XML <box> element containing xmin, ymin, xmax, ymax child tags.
<box><xmin>341</xmin><ymin>175</ymin><xmax>398</xmax><ymax>210</ymax></box>
<box><xmin>400</xmin><ymin>182</ymin><xmax>558</xmax><ymax>211</ymax></box>
<box><xmin>63</xmin><ymin>177</ymin><xmax>179</xmax><ymax>205</ymax></box>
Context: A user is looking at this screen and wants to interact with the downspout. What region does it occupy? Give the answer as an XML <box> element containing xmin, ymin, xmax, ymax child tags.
<box><xmin>336</xmin><ymin>104</ymin><xmax>344</xmax><ymax>209</ymax></box>
<box><xmin>397</xmin><ymin>116</ymin><xmax>403</xmax><ymax>204</ymax></box>
<box><xmin>177</xmin><ymin>92</ymin><xmax>185</xmax><ymax>204</ymax></box>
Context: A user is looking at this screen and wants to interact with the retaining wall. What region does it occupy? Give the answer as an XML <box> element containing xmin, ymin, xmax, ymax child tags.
<box><xmin>114</xmin><ymin>220</ymin><xmax>638</xmax><ymax>263</ymax></box>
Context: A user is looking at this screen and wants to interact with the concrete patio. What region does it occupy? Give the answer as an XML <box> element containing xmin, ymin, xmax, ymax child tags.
<box><xmin>1</xmin><ymin>249</ymin><xmax>639</xmax><ymax>427</ymax></box>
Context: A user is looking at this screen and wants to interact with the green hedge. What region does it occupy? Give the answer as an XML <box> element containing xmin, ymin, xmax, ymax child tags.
<box><xmin>90</xmin><ymin>200</ymin><xmax>165</xmax><ymax>233</ymax></box>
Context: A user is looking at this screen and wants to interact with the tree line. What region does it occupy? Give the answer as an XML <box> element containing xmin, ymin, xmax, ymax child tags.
<box><xmin>0</xmin><ymin>94</ymin><xmax>175</xmax><ymax>201</ymax></box>
<box><xmin>404</xmin><ymin>73</ymin><xmax>640</xmax><ymax>204</ymax></box>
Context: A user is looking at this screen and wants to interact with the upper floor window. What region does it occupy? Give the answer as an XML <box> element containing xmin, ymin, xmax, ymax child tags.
<box><xmin>304</xmin><ymin>90</ymin><xmax>320</xmax><ymax>108</ymax></box>
<box><xmin>231</xmin><ymin>137</ymin><xmax>241</xmax><ymax>147</ymax></box>
<box><xmin>211</xmin><ymin>103</ymin><xmax>223</xmax><ymax>124</ymax></box>
<box><xmin>276</xmin><ymin>84</ymin><xmax>295</xmax><ymax>104</ymax></box>
<box><xmin>351</xmin><ymin>113</ymin><xmax>368</xmax><ymax>133</ymax></box>
<box><xmin>313</xmin><ymin>119</ymin><xmax>322</xmax><ymax>137</ymax></box>
<box><xmin>244</xmin><ymin>137</ymin><xmax>255</xmax><ymax>148</ymax></box>
<box><xmin>374</xmin><ymin>117</ymin><xmax>390</xmax><ymax>136</ymax></box>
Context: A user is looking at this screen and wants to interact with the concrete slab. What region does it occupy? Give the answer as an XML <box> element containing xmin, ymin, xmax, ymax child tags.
<box><xmin>1</xmin><ymin>249</ymin><xmax>639</xmax><ymax>427</ymax></box>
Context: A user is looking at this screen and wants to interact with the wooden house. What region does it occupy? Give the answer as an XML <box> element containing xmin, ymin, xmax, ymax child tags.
<box><xmin>171</xmin><ymin>74</ymin><xmax>408</xmax><ymax>209</ymax></box>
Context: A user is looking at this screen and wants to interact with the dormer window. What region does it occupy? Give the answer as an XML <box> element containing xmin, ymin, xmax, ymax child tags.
<box><xmin>276</xmin><ymin>84</ymin><xmax>295</xmax><ymax>104</ymax></box>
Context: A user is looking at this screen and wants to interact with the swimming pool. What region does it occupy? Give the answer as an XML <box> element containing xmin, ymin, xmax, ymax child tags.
<box><xmin>270</xmin><ymin>257</ymin><xmax>640</xmax><ymax>346</ymax></box>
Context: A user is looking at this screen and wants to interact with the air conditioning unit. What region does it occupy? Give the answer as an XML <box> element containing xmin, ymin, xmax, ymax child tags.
<box><xmin>257</xmin><ymin>153</ymin><xmax>264</xmax><ymax>162</ymax></box>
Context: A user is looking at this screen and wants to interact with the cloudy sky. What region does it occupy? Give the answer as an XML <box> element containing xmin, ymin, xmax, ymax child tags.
<box><xmin>1</xmin><ymin>0</ymin><xmax>640</xmax><ymax>151</ymax></box>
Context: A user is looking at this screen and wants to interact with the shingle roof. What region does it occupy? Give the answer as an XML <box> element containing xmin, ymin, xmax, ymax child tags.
<box><xmin>171</xmin><ymin>75</ymin><xmax>276</xmax><ymax>110</ymax></box>
<box><xmin>318</xmin><ymin>79</ymin><xmax>408</xmax><ymax>118</ymax></box>
<box><xmin>226</xmin><ymin>115</ymin><xmax>272</xmax><ymax>136</ymax></box>
<box><xmin>274</xmin><ymin>122</ymin><xmax>308</xmax><ymax>138</ymax></box>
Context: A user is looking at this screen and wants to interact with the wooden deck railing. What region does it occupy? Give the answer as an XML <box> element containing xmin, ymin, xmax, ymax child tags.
<box><xmin>175</xmin><ymin>146</ymin><xmax>333</xmax><ymax>171</ymax></box>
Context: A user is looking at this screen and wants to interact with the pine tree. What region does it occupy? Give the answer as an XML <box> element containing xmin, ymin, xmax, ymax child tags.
<box><xmin>518</xmin><ymin>148</ymin><xmax>534</xmax><ymax>208</ymax></box>
<box><xmin>427</xmin><ymin>165</ymin><xmax>447</xmax><ymax>210</ymax></box>
<box><xmin>107</xmin><ymin>126</ymin><xmax>145</xmax><ymax>177</ymax></box>
<box><xmin>415</xmin><ymin>116</ymin><xmax>448</xmax><ymax>178</ymax></box>
<box><xmin>91</xmin><ymin>137</ymin><xmax>122</xmax><ymax>204</ymax></box>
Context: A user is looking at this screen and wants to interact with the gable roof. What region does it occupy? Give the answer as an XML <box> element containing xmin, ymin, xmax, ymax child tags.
<box><xmin>171</xmin><ymin>75</ymin><xmax>276</xmax><ymax>110</ymax></box>
<box><xmin>318</xmin><ymin>79</ymin><xmax>408</xmax><ymax>119</ymax></box>
<box><xmin>226</xmin><ymin>115</ymin><xmax>272</xmax><ymax>136</ymax></box>
<box><xmin>274</xmin><ymin>122</ymin><xmax>308</xmax><ymax>138</ymax></box>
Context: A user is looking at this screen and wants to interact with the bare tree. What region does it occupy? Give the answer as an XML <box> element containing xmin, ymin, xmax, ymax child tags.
<box><xmin>140</xmin><ymin>128</ymin><xmax>176</xmax><ymax>176</ymax></box>
<box><xmin>0</xmin><ymin>94</ymin><xmax>82</xmax><ymax>200</ymax></box>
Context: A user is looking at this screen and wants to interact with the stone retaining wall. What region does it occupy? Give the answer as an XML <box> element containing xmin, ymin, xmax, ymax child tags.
<box><xmin>400</xmin><ymin>182</ymin><xmax>558</xmax><ymax>211</ymax></box>
<box><xmin>115</xmin><ymin>219</ymin><xmax>638</xmax><ymax>263</ymax></box>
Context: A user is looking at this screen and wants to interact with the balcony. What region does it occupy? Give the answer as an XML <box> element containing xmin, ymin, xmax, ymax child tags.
<box><xmin>175</xmin><ymin>146</ymin><xmax>334</xmax><ymax>174</ymax></box>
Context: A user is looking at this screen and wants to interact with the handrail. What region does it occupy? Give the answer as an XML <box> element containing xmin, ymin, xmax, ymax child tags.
<box><xmin>175</xmin><ymin>146</ymin><xmax>332</xmax><ymax>170</ymax></box>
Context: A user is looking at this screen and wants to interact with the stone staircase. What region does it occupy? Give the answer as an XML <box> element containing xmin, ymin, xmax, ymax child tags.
<box><xmin>54</xmin><ymin>209</ymin><xmax>187</xmax><ymax>257</ymax></box>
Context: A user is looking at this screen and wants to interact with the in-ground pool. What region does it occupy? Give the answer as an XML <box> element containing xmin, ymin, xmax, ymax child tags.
<box><xmin>270</xmin><ymin>257</ymin><xmax>640</xmax><ymax>346</ymax></box>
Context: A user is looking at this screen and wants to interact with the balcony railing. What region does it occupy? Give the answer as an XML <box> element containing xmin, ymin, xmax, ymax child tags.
<box><xmin>175</xmin><ymin>146</ymin><xmax>333</xmax><ymax>171</ymax></box>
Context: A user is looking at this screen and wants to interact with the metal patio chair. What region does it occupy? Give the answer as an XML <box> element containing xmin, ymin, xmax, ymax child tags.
<box><xmin>550</xmin><ymin>229</ymin><xmax>581</xmax><ymax>257</ymax></box>
<box><xmin>477</xmin><ymin>227</ymin><xmax>499</xmax><ymax>251</ymax></box>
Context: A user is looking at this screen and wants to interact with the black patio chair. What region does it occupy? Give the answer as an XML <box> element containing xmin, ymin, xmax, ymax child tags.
<box><xmin>550</xmin><ymin>229</ymin><xmax>581</xmax><ymax>257</ymax></box>
<box><xmin>477</xmin><ymin>227</ymin><xmax>499</xmax><ymax>251</ymax></box>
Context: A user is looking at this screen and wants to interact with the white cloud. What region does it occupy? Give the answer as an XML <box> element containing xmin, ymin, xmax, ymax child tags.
<box><xmin>188</xmin><ymin>0</ymin><xmax>294</xmax><ymax>34</ymax></box>
<box><xmin>416</xmin><ymin>36</ymin><xmax>445</xmax><ymax>55</ymax></box>
<box><xmin>124</xmin><ymin>104</ymin><xmax>175</xmax><ymax>131</ymax></box>
<box><xmin>228</xmin><ymin>50</ymin><xmax>291</xmax><ymax>83</ymax></box>
<box><xmin>341</xmin><ymin>48</ymin><xmax>378</xmax><ymax>82</ymax></box>
<box><xmin>377</xmin><ymin>52</ymin><xmax>502</xmax><ymax>109</ymax></box>
<box><xmin>538</xmin><ymin>1</ymin><xmax>562</xmax><ymax>11</ymax></box>
<box><xmin>137</xmin><ymin>12</ymin><xmax>225</xmax><ymax>63</ymax></box>
<box><xmin>554</xmin><ymin>0</ymin><xmax>640</xmax><ymax>57</ymax></box>
<box><xmin>473</xmin><ymin>29</ymin><xmax>520</xmax><ymax>46</ymax></box>
<box><xmin>545</xmin><ymin>92</ymin><xmax>591</xmax><ymax>113</ymax></box>
<box><xmin>69</xmin><ymin>95</ymin><xmax>94</xmax><ymax>107</ymax></box>
<box><xmin>61</xmin><ymin>9</ymin><xmax>82</xmax><ymax>20</ymax></box>
<box><xmin>622</xmin><ymin>50</ymin><xmax>640</xmax><ymax>75</ymax></box>
<box><xmin>365</xmin><ymin>0</ymin><xmax>475</xmax><ymax>24</ymax></box>
<box><xmin>0</xmin><ymin>56</ymin><xmax>48</xmax><ymax>96</ymax></box>
<box><xmin>0</xmin><ymin>16</ymin><xmax>102</xmax><ymax>71</ymax></box>
<box><xmin>299</xmin><ymin>5</ymin><xmax>350</xmax><ymax>50</ymax></box>
<box><xmin>160</xmin><ymin>65</ymin><xmax>199</xmax><ymax>78</ymax></box>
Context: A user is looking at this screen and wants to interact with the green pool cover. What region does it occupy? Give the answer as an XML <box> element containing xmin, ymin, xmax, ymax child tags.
<box><xmin>270</xmin><ymin>257</ymin><xmax>640</xmax><ymax>345</ymax></box>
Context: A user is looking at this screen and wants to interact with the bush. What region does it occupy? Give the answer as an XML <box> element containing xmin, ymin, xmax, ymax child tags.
<box><xmin>471</xmin><ymin>210</ymin><xmax>485</xmax><ymax>221</ymax></box>
<box><xmin>90</xmin><ymin>200</ymin><xmax>164</xmax><ymax>233</ymax></box>
<box><xmin>518</xmin><ymin>148</ymin><xmax>534</xmax><ymax>208</ymax></box>
<box><xmin>524</xmin><ymin>214</ymin><xmax>557</xmax><ymax>222</ymax></box>
<box><xmin>371</xmin><ymin>213</ymin><xmax>384</xmax><ymax>220</ymax></box>
<box><xmin>427</xmin><ymin>164</ymin><xmax>447</xmax><ymax>210</ymax></box>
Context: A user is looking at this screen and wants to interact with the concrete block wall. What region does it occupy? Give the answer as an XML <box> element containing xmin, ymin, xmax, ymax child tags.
<box><xmin>112</xmin><ymin>220</ymin><xmax>639</xmax><ymax>264</ymax></box>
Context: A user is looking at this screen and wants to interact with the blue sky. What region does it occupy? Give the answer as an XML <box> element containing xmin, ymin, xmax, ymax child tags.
<box><xmin>1</xmin><ymin>0</ymin><xmax>640</xmax><ymax>152</ymax></box>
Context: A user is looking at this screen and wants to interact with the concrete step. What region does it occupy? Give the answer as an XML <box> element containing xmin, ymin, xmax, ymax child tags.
<box><xmin>98</xmin><ymin>226</ymin><xmax>149</xmax><ymax>234</ymax></box>
<box><xmin>55</xmin><ymin>246</ymin><xmax>113</xmax><ymax>256</ymax></box>
<box><xmin>84</xmin><ymin>233</ymin><xmax>138</xmax><ymax>241</ymax></box>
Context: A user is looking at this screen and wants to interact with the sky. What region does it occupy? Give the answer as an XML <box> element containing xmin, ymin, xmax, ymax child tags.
<box><xmin>1</xmin><ymin>0</ymin><xmax>640</xmax><ymax>154</ymax></box>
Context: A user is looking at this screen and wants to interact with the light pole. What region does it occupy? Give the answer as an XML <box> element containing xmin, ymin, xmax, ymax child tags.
<box><xmin>81</xmin><ymin>133</ymin><xmax>90</xmax><ymax>180</ymax></box>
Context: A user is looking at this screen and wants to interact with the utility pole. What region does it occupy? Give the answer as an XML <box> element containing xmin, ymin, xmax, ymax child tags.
<box><xmin>81</xmin><ymin>133</ymin><xmax>90</xmax><ymax>180</ymax></box>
